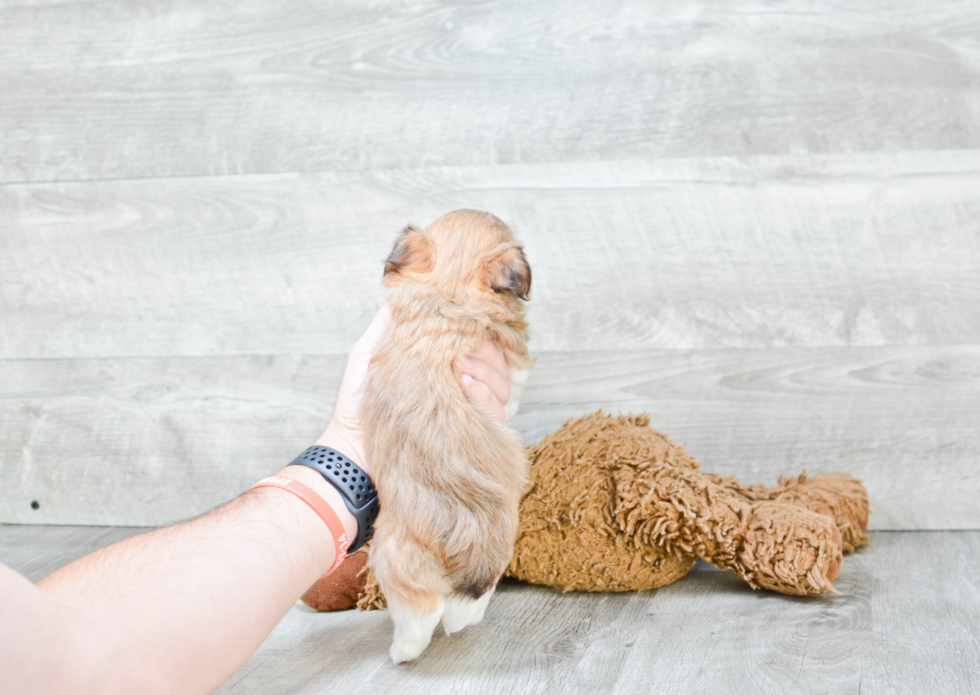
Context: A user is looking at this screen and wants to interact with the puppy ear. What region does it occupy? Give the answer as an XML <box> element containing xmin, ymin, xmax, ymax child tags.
<box><xmin>384</xmin><ymin>225</ymin><xmax>432</xmax><ymax>278</ymax></box>
<box><xmin>487</xmin><ymin>245</ymin><xmax>531</xmax><ymax>300</ymax></box>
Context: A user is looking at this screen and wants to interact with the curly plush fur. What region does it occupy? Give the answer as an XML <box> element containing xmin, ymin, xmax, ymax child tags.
<box><xmin>310</xmin><ymin>412</ymin><xmax>869</xmax><ymax>614</ymax></box>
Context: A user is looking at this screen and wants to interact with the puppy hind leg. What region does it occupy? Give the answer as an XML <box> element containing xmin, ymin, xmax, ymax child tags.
<box><xmin>371</xmin><ymin>530</ymin><xmax>452</xmax><ymax>663</ymax></box>
<box><xmin>387</xmin><ymin>594</ymin><xmax>445</xmax><ymax>664</ymax></box>
<box><xmin>441</xmin><ymin>585</ymin><xmax>496</xmax><ymax>636</ymax></box>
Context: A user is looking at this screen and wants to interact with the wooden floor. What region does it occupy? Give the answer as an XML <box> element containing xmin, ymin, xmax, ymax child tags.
<box><xmin>3</xmin><ymin>524</ymin><xmax>978</xmax><ymax>694</ymax></box>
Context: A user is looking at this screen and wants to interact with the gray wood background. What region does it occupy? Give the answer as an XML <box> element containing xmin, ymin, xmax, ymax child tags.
<box><xmin>2</xmin><ymin>0</ymin><xmax>979</xmax><ymax>531</ymax></box>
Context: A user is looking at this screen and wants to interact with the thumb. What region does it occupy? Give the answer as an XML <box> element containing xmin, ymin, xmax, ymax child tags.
<box><xmin>353</xmin><ymin>303</ymin><xmax>392</xmax><ymax>358</ymax></box>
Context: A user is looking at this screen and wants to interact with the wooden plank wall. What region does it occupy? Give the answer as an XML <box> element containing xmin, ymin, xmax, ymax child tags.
<box><xmin>1</xmin><ymin>0</ymin><xmax>978</xmax><ymax>529</ymax></box>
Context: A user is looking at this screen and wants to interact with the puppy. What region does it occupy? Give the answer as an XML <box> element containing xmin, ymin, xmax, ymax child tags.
<box><xmin>362</xmin><ymin>209</ymin><xmax>533</xmax><ymax>664</ymax></box>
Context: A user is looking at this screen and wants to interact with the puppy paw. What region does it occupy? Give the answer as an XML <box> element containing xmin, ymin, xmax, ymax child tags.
<box><xmin>390</xmin><ymin>637</ymin><xmax>428</xmax><ymax>665</ymax></box>
<box><xmin>502</xmin><ymin>367</ymin><xmax>531</xmax><ymax>421</ymax></box>
<box><xmin>387</xmin><ymin>597</ymin><xmax>444</xmax><ymax>664</ymax></box>
<box><xmin>441</xmin><ymin>587</ymin><xmax>495</xmax><ymax>636</ymax></box>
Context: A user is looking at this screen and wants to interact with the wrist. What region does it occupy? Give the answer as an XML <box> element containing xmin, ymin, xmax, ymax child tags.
<box><xmin>315</xmin><ymin>424</ymin><xmax>369</xmax><ymax>477</ymax></box>
<box><xmin>243</xmin><ymin>480</ymin><xmax>338</xmax><ymax>580</ymax></box>
<box><xmin>274</xmin><ymin>464</ymin><xmax>359</xmax><ymax>558</ymax></box>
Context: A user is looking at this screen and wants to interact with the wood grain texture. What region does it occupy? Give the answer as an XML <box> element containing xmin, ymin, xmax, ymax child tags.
<box><xmin>3</xmin><ymin>151</ymin><xmax>979</xmax><ymax>359</ymax></box>
<box><xmin>208</xmin><ymin>532</ymin><xmax>980</xmax><ymax>694</ymax></box>
<box><xmin>0</xmin><ymin>354</ymin><xmax>346</xmax><ymax>526</ymax></box>
<box><xmin>2</xmin><ymin>1</ymin><xmax>977</xmax><ymax>688</ymax></box>
<box><xmin>2</xmin><ymin>346</ymin><xmax>977</xmax><ymax>528</ymax></box>
<box><xmin>515</xmin><ymin>346</ymin><xmax>980</xmax><ymax>532</ymax></box>
<box><xmin>6</xmin><ymin>527</ymin><xmax>972</xmax><ymax>694</ymax></box>
<box><xmin>1</xmin><ymin>0</ymin><xmax>979</xmax><ymax>183</ymax></box>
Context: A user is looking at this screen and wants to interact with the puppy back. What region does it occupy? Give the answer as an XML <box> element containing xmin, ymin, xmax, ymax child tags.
<box><xmin>363</xmin><ymin>288</ymin><xmax>529</xmax><ymax>595</ymax></box>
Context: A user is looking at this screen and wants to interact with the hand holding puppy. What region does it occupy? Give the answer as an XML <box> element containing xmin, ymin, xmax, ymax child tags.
<box><xmin>316</xmin><ymin>303</ymin><xmax>516</xmax><ymax>475</ymax></box>
<box><xmin>459</xmin><ymin>340</ymin><xmax>515</xmax><ymax>423</ymax></box>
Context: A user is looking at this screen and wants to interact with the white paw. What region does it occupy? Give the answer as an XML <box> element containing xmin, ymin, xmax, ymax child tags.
<box><xmin>390</xmin><ymin>639</ymin><xmax>427</xmax><ymax>665</ymax></box>
<box><xmin>503</xmin><ymin>367</ymin><xmax>531</xmax><ymax>421</ymax></box>
<box><xmin>441</xmin><ymin>587</ymin><xmax>495</xmax><ymax>636</ymax></box>
<box><xmin>388</xmin><ymin>597</ymin><xmax>444</xmax><ymax>664</ymax></box>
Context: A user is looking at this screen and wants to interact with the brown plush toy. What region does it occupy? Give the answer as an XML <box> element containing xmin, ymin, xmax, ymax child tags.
<box><xmin>302</xmin><ymin>411</ymin><xmax>869</xmax><ymax>611</ymax></box>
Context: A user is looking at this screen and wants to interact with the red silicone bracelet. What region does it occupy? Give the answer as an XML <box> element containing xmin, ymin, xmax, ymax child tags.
<box><xmin>248</xmin><ymin>476</ymin><xmax>350</xmax><ymax>576</ymax></box>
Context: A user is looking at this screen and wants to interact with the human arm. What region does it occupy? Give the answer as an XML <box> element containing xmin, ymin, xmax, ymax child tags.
<box><xmin>18</xmin><ymin>476</ymin><xmax>345</xmax><ymax>695</ymax></box>
<box><xmin>1</xmin><ymin>304</ymin><xmax>513</xmax><ymax>695</ymax></box>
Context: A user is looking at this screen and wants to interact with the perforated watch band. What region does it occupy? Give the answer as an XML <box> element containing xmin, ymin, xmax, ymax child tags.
<box><xmin>290</xmin><ymin>445</ymin><xmax>378</xmax><ymax>553</ymax></box>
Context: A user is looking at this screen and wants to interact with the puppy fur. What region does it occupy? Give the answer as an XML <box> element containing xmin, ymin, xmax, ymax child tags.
<box><xmin>362</xmin><ymin>210</ymin><xmax>534</xmax><ymax>664</ymax></box>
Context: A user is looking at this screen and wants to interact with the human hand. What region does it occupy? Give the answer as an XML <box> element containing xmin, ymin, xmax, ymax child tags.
<box><xmin>315</xmin><ymin>304</ymin><xmax>392</xmax><ymax>475</ymax></box>
<box><xmin>458</xmin><ymin>341</ymin><xmax>513</xmax><ymax>424</ymax></box>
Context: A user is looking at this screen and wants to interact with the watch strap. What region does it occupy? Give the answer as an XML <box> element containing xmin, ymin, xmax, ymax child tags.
<box><xmin>290</xmin><ymin>445</ymin><xmax>378</xmax><ymax>553</ymax></box>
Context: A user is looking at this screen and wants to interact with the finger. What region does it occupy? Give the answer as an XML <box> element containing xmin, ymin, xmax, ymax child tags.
<box><xmin>460</xmin><ymin>355</ymin><xmax>511</xmax><ymax>406</ymax></box>
<box><xmin>465</xmin><ymin>341</ymin><xmax>510</xmax><ymax>381</ymax></box>
<box><xmin>344</xmin><ymin>303</ymin><xmax>392</xmax><ymax>385</ymax></box>
<box><xmin>461</xmin><ymin>373</ymin><xmax>506</xmax><ymax>423</ymax></box>
<box><xmin>354</xmin><ymin>303</ymin><xmax>392</xmax><ymax>358</ymax></box>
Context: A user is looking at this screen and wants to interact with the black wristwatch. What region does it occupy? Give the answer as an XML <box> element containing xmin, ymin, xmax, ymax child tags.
<box><xmin>290</xmin><ymin>445</ymin><xmax>378</xmax><ymax>553</ymax></box>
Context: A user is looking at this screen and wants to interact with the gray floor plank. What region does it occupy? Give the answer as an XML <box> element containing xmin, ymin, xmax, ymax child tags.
<box><xmin>2</xmin><ymin>0</ymin><xmax>979</xmax><ymax>183</ymax></box>
<box><xmin>2</xmin><ymin>346</ymin><xmax>977</xmax><ymax>528</ymax></box>
<box><xmin>5</xmin><ymin>526</ymin><xmax>975</xmax><ymax>694</ymax></box>
<box><xmin>0</xmin><ymin>524</ymin><xmax>146</xmax><ymax>581</ymax></box>
<box><xmin>2</xmin><ymin>151</ymin><xmax>979</xmax><ymax>360</ymax></box>
<box><xmin>208</xmin><ymin>531</ymin><xmax>980</xmax><ymax>695</ymax></box>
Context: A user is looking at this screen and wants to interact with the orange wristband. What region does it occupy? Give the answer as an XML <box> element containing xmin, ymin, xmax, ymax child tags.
<box><xmin>248</xmin><ymin>476</ymin><xmax>350</xmax><ymax>576</ymax></box>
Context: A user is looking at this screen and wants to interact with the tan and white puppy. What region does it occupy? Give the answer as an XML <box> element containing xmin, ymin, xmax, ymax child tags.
<box><xmin>362</xmin><ymin>209</ymin><xmax>533</xmax><ymax>664</ymax></box>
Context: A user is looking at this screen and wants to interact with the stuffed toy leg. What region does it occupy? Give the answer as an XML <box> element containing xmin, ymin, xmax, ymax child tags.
<box><xmin>303</xmin><ymin>412</ymin><xmax>870</xmax><ymax>610</ymax></box>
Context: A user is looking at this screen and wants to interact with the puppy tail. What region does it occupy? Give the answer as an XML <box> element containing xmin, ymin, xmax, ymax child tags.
<box><xmin>439</xmin><ymin>531</ymin><xmax>511</xmax><ymax>600</ymax></box>
<box><xmin>452</xmin><ymin>569</ymin><xmax>498</xmax><ymax>601</ymax></box>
